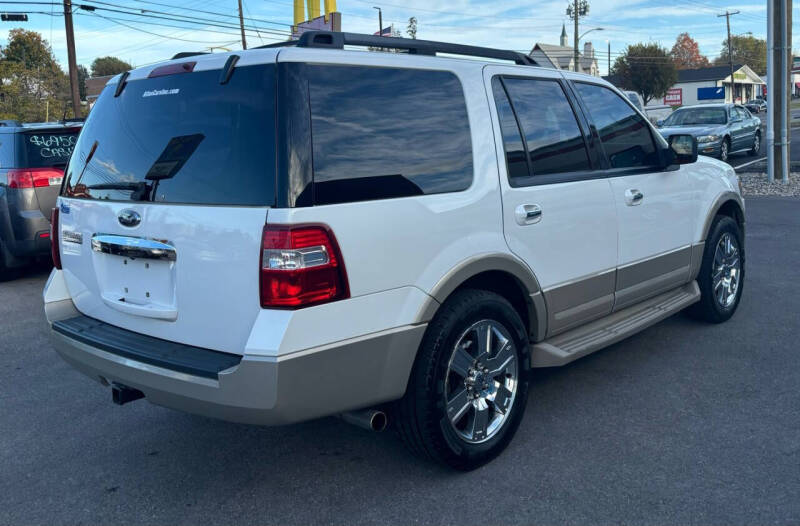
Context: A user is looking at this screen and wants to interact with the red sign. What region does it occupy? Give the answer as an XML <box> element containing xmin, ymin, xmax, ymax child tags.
<box><xmin>664</xmin><ymin>88</ymin><xmax>682</xmax><ymax>106</ymax></box>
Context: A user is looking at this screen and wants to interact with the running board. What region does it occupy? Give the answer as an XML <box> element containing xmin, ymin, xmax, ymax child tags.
<box><xmin>531</xmin><ymin>281</ymin><xmax>700</xmax><ymax>367</ymax></box>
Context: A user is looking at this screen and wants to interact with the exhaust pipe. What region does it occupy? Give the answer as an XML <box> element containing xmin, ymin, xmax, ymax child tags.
<box><xmin>339</xmin><ymin>409</ymin><xmax>388</xmax><ymax>432</ymax></box>
<box><xmin>112</xmin><ymin>383</ymin><xmax>144</xmax><ymax>405</ymax></box>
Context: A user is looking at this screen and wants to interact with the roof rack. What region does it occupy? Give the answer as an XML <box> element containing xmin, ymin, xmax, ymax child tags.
<box><xmin>255</xmin><ymin>31</ymin><xmax>537</xmax><ymax>66</ymax></box>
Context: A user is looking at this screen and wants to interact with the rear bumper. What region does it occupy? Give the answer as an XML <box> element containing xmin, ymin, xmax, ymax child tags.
<box><xmin>44</xmin><ymin>274</ymin><xmax>427</xmax><ymax>426</ymax></box>
<box><xmin>0</xmin><ymin>189</ymin><xmax>50</xmax><ymax>262</ymax></box>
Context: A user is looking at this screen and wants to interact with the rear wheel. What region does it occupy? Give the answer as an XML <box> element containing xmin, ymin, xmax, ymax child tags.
<box><xmin>688</xmin><ymin>215</ymin><xmax>744</xmax><ymax>323</ymax></box>
<box><xmin>394</xmin><ymin>289</ymin><xmax>530</xmax><ymax>470</ymax></box>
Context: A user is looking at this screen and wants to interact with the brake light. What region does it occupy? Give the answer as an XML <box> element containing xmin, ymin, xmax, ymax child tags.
<box><xmin>6</xmin><ymin>168</ymin><xmax>63</xmax><ymax>189</ymax></box>
<box><xmin>260</xmin><ymin>224</ymin><xmax>349</xmax><ymax>308</ymax></box>
<box><xmin>50</xmin><ymin>207</ymin><xmax>61</xmax><ymax>269</ymax></box>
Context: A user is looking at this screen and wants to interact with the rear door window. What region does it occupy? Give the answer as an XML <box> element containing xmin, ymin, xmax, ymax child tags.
<box><xmin>306</xmin><ymin>65</ymin><xmax>473</xmax><ymax>205</ymax></box>
<box><xmin>491</xmin><ymin>76</ymin><xmax>591</xmax><ymax>184</ymax></box>
<box><xmin>574</xmin><ymin>82</ymin><xmax>658</xmax><ymax>169</ymax></box>
<box><xmin>63</xmin><ymin>64</ymin><xmax>276</xmax><ymax>206</ymax></box>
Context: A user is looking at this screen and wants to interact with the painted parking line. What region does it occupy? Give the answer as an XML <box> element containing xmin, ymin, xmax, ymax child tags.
<box><xmin>732</xmin><ymin>156</ymin><xmax>766</xmax><ymax>170</ymax></box>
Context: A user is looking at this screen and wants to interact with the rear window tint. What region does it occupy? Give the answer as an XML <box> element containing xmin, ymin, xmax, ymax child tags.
<box><xmin>306</xmin><ymin>65</ymin><xmax>473</xmax><ymax>205</ymax></box>
<box><xmin>63</xmin><ymin>64</ymin><xmax>276</xmax><ymax>206</ymax></box>
<box><xmin>23</xmin><ymin>130</ymin><xmax>79</xmax><ymax>168</ymax></box>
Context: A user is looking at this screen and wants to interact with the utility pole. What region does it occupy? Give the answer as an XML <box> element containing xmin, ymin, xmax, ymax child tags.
<box><xmin>718</xmin><ymin>10</ymin><xmax>740</xmax><ymax>103</ymax></box>
<box><xmin>767</xmin><ymin>0</ymin><xmax>791</xmax><ymax>183</ymax></box>
<box><xmin>607</xmin><ymin>39</ymin><xmax>610</xmax><ymax>74</ymax></box>
<box><xmin>373</xmin><ymin>6</ymin><xmax>382</xmax><ymax>35</ymax></box>
<box><xmin>63</xmin><ymin>0</ymin><xmax>81</xmax><ymax>118</ymax></box>
<box><xmin>567</xmin><ymin>0</ymin><xmax>589</xmax><ymax>72</ymax></box>
<box><xmin>237</xmin><ymin>0</ymin><xmax>247</xmax><ymax>49</ymax></box>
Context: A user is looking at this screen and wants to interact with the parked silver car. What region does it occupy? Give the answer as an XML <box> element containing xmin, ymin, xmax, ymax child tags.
<box><xmin>656</xmin><ymin>103</ymin><xmax>761</xmax><ymax>162</ymax></box>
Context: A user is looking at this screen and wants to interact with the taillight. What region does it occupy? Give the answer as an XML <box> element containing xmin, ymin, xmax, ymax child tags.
<box><xmin>50</xmin><ymin>206</ymin><xmax>61</xmax><ymax>269</ymax></box>
<box><xmin>260</xmin><ymin>224</ymin><xmax>349</xmax><ymax>308</ymax></box>
<box><xmin>6</xmin><ymin>168</ymin><xmax>63</xmax><ymax>189</ymax></box>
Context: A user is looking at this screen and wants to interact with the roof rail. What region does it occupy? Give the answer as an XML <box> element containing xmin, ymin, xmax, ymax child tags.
<box><xmin>256</xmin><ymin>31</ymin><xmax>537</xmax><ymax>66</ymax></box>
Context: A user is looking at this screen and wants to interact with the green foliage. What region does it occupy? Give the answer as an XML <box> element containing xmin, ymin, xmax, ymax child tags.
<box><xmin>0</xmin><ymin>29</ymin><xmax>71</xmax><ymax>122</ymax></box>
<box><xmin>713</xmin><ymin>35</ymin><xmax>767</xmax><ymax>75</ymax></box>
<box><xmin>77</xmin><ymin>64</ymin><xmax>89</xmax><ymax>100</ymax></box>
<box><xmin>407</xmin><ymin>17</ymin><xmax>417</xmax><ymax>39</ymax></box>
<box><xmin>90</xmin><ymin>56</ymin><xmax>132</xmax><ymax>77</ymax></box>
<box><xmin>611</xmin><ymin>43</ymin><xmax>677</xmax><ymax>105</ymax></box>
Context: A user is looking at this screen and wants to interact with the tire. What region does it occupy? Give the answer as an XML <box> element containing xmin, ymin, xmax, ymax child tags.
<box><xmin>719</xmin><ymin>138</ymin><xmax>730</xmax><ymax>163</ymax></box>
<box><xmin>688</xmin><ymin>215</ymin><xmax>745</xmax><ymax>323</ymax></box>
<box><xmin>749</xmin><ymin>132</ymin><xmax>761</xmax><ymax>156</ymax></box>
<box><xmin>394</xmin><ymin>289</ymin><xmax>530</xmax><ymax>470</ymax></box>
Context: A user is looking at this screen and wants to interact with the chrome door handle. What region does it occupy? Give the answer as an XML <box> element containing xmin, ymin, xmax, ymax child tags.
<box><xmin>91</xmin><ymin>234</ymin><xmax>177</xmax><ymax>261</ymax></box>
<box><xmin>624</xmin><ymin>189</ymin><xmax>644</xmax><ymax>206</ymax></box>
<box><xmin>515</xmin><ymin>204</ymin><xmax>542</xmax><ymax>225</ymax></box>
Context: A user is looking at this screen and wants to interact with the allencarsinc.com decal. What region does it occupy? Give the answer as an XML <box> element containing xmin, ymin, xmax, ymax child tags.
<box><xmin>142</xmin><ymin>88</ymin><xmax>180</xmax><ymax>98</ymax></box>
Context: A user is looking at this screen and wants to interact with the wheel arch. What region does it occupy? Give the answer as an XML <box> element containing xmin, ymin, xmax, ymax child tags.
<box><xmin>702</xmin><ymin>192</ymin><xmax>745</xmax><ymax>243</ymax></box>
<box><xmin>423</xmin><ymin>254</ymin><xmax>547</xmax><ymax>343</ymax></box>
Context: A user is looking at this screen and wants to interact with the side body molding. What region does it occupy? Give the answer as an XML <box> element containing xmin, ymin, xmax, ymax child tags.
<box><xmin>422</xmin><ymin>253</ymin><xmax>548</xmax><ymax>342</ymax></box>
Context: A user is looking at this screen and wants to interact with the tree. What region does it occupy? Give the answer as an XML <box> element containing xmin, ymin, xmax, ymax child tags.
<box><xmin>77</xmin><ymin>64</ymin><xmax>89</xmax><ymax>100</ymax></box>
<box><xmin>2</xmin><ymin>28</ymin><xmax>60</xmax><ymax>71</ymax></box>
<box><xmin>713</xmin><ymin>34</ymin><xmax>767</xmax><ymax>75</ymax></box>
<box><xmin>90</xmin><ymin>56</ymin><xmax>132</xmax><ymax>77</ymax></box>
<box><xmin>671</xmin><ymin>33</ymin><xmax>709</xmax><ymax>69</ymax></box>
<box><xmin>406</xmin><ymin>17</ymin><xmax>417</xmax><ymax>39</ymax></box>
<box><xmin>611</xmin><ymin>43</ymin><xmax>677</xmax><ymax>105</ymax></box>
<box><xmin>0</xmin><ymin>29</ymin><xmax>71</xmax><ymax>122</ymax></box>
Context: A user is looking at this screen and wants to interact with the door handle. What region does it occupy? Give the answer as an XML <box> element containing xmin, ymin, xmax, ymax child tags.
<box><xmin>624</xmin><ymin>189</ymin><xmax>644</xmax><ymax>206</ymax></box>
<box><xmin>515</xmin><ymin>204</ymin><xmax>542</xmax><ymax>225</ymax></box>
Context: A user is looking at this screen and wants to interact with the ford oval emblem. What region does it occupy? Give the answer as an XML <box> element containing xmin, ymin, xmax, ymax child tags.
<box><xmin>118</xmin><ymin>209</ymin><xmax>141</xmax><ymax>227</ymax></box>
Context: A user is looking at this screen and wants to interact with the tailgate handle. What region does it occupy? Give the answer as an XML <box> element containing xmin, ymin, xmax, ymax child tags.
<box><xmin>91</xmin><ymin>234</ymin><xmax>176</xmax><ymax>261</ymax></box>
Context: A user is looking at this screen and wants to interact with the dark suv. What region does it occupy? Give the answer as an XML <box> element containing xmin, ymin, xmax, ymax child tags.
<box><xmin>0</xmin><ymin>121</ymin><xmax>81</xmax><ymax>275</ymax></box>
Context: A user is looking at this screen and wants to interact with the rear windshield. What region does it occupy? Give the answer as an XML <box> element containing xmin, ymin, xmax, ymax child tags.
<box><xmin>23</xmin><ymin>129</ymin><xmax>79</xmax><ymax>168</ymax></box>
<box><xmin>663</xmin><ymin>108</ymin><xmax>727</xmax><ymax>126</ymax></box>
<box><xmin>63</xmin><ymin>63</ymin><xmax>276</xmax><ymax>206</ymax></box>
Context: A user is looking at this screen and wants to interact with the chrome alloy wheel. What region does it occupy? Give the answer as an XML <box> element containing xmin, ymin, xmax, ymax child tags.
<box><xmin>444</xmin><ymin>319</ymin><xmax>518</xmax><ymax>444</ymax></box>
<box><xmin>753</xmin><ymin>133</ymin><xmax>760</xmax><ymax>153</ymax></box>
<box><xmin>713</xmin><ymin>232</ymin><xmax>741</xmax><ymax>308</ymax></box>
<box><xmin>720</xmin><ymin>140</ymin><xmax>729</xmax><ymax>162</ymax></box>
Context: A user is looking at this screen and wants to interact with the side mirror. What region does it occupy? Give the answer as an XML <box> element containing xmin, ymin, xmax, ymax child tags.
<box><xmin>656</xmin><ymin>119</ymin><xmax>664</xmax><ymax>127</ymax></box>
<box><xmin>667</xmin><ymin>134</ymin><xmax>698</xmax><ymax>165</ymax></box>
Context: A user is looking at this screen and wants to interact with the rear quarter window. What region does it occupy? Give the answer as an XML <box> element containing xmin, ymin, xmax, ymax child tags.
<box><xmin>305</xmin><ymin>65</ymin><xmax>473</xmax><ymax>205</ymax></box>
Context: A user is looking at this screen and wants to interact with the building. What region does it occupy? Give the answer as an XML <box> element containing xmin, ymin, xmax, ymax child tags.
<box><xmin>604</xmin><ymin>64</ymin><xmax>765</xmax><ymax>107</ymax></box>
<box><xmin>84</xmin><ymin>75</ymin><xmax>114</xmax><ymax>108</ymax></box>
<box><xmin>529</xmin><ymin>24</ymin><xmax>599</xmax><ymax>76</ymax></box>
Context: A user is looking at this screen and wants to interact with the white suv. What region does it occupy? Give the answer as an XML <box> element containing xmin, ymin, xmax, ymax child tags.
<box><xmin>43</xmin><ymin>32</ymin><xmax>745</xmax><ymax>470</ymax></box>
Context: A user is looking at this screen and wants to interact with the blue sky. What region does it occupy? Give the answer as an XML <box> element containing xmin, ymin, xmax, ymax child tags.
<box><xmin>0</xmin><ymin>0</ymin><xmax>793</xmax><ymax>75</ymax></box>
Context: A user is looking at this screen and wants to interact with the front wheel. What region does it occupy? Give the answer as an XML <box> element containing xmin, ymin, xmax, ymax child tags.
<box><xmin>688</xmin><ymin>216</ymin><xmax>745</xmax><ymax>323</ymax></box>
<box><xmin>719</xmin><ymin>138</ymin><xmax>730</xmax><ymax>163</ymax></box>
<box><xmin>749</xmin><ymin>132</ymin><xmax>761</xmax><ymax>156</ymax></box>
<box><xmin>394</xmin><ymin>289</ymin><xmax>530</xmax><ymax>470</ymax></box>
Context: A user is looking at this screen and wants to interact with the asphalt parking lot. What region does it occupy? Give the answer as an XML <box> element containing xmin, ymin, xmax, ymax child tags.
<box><xmin>2</xmin><ymin>197</ymin><xmax>799</xmax><ymax>526</ymax></box>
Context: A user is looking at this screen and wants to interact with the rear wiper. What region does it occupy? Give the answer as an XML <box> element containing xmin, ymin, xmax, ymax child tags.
<box><xmin>72</xmin><ymin>140</ymin><xmax>99</xmax><ymax>188</ymax></box>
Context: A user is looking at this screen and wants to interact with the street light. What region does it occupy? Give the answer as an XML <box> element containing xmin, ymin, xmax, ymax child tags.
<box><xmin>373</xmin><ymin>6</ymin><xmax>382</xmax><ymax>36</ymax></box>
<box><xmin>575</xmin><ymin>27</ymin><xmax>603</xmax><ymax>74</ymax></box>
<box><xmin>579</xmin><ymin>27</ymin><xmax>604</xmax><ymax>41</ymax></box>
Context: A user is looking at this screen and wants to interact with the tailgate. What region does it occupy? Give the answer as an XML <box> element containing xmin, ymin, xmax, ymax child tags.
<box><xmin>57</xmin><ymin>58</ymin><xmax>277</xmax><ymax>355</ymax></box>
<box><xmin>21</xmin><ymin>128</ymin><xmax>78</xmax><ymax>216</ymax></box>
